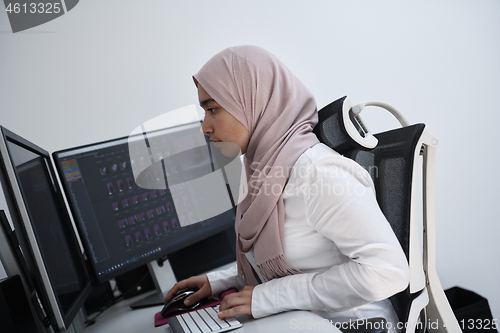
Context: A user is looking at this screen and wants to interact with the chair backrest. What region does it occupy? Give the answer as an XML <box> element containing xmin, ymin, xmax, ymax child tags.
<box><xmin>314</xmin><ymin>97</ymin><xmax>426</xmax><ymax>326</ymax></box>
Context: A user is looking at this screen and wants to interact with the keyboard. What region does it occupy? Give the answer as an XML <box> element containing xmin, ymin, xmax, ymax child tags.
<box><xmin>168</xmin><ymin>305</ymin><xmax>242</xmax><ymax>333</ymax></box>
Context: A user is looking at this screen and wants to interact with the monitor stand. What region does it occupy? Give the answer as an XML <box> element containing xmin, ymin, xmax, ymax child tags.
<box><xmin>129</xmin><ymin>259</ymin><xmax>176</xmax><ymax>309</ymax></box>
<box><xmin>128</xmin><ymin>258</ymin><xmax>237</xmax><ymax>309</ymax></box>
<box><xmin>129</xmin><ymin>222</ymin><xmax>238</xmax><ymax>310</ymax></box>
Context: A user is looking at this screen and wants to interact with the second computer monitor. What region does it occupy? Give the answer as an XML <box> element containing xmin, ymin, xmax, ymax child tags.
<box><xmin>52</xmin><ymin>122</ymin><xmax>236</xmax><ymax>284</ymax></box>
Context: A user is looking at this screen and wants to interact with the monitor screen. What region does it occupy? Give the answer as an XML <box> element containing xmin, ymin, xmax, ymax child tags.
<box><xmin>0</xmin><ymin>126</ymin><xmax>93</xmax><ymax>331</ymax></box>
<box><xmin>52</xmin><ymin>122</ymin><xmax>236</xmax><ymax>284</ymax></box>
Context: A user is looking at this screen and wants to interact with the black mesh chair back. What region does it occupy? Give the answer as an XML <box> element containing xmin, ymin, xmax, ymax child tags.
<box><xmin>314</xmin><ymin>97</ymin><xmax>426</xmax><ymax>326</ymax></box>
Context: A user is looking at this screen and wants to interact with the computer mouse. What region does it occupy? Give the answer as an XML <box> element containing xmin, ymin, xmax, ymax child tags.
<box><xmin>161</xmin><ymin>290</ymin><xmax>206</xmax><ymax>318</ymax></box>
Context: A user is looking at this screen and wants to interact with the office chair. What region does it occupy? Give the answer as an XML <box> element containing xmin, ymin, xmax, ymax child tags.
<box><xmin>313</xmin><ymin>96</ymin><xmax>462</xmax><ymax>333</ymax></box>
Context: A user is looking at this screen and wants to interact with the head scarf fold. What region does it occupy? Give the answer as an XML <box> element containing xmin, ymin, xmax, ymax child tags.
<box><xmin>194</xmin><ymin>45</ymin><xmax>319</xmax><ymax>285</ymax></box>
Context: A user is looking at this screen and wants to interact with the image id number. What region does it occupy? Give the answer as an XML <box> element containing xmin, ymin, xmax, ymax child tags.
<box><xmin>6</xmin><ymin>3</ymin><xmax>62</xmax><ymax>14</ymax></box>
<box><xmin>459</xmin><ymin>318</ymin><xmax>498</xmax><ymax>330</ymax></box>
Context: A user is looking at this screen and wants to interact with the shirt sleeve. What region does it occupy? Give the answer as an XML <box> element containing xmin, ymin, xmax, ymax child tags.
<box><xmin>251</xmin><ymin>153</ymin><xmax>410</xmax><ymax>318</ymax></box>
<box><xmin>206</xmin><ymin>263</ymin><xmax>244</xmax><ymax>298</ymax></box>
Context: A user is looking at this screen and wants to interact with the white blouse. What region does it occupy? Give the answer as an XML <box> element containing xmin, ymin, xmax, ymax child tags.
<box><xmin>207</xmin><ymin>143</ymin><xmax>409</xmax><ymax>330</ymax></box>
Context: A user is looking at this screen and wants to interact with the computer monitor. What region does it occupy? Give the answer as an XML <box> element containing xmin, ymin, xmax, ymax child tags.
<box><xmin>0</xmin><ymin>126</ymin><xmax>93</xmax><ymax>331</ymax></box>
<box><xmin>0</xmin><ymin>274</ymin><xmax>39</xmax><ymax>333</ymax></box>
<box><xmin>0</xmin><ymin>209</ymin><xmax>48</xmax><ymax>333</ymax></box>
<box><xmin>51</xmin><ymin>122</ymin><xmax>236</xmax><ymax>287</ymax></box>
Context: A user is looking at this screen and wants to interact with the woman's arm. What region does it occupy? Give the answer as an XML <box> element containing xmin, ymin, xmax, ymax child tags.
<box><xmin>206</xmin><ymin>262</ymin><xmax>242</xmax><ymax>297</ymax></box>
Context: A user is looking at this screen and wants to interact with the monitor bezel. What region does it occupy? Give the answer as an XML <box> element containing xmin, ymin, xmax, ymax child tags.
<box><xmin>0</xmin><ymin>126</ymin><xmax>93</xmax><ymax>331</ymax></box>
<box><xmin>51</xmin><ymin>122</ymin><xmax>236</xmax><ymax>284</ymax></box>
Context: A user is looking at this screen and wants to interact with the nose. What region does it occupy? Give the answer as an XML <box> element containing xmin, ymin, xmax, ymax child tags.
<box><xmin>201</xmin><ymin>117</ymin><xmax>213</xmax><ymax>136</ymax></box>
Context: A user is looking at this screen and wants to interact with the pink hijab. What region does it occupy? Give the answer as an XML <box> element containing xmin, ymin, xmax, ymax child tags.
<box><xmin>194</xmin><ymin>45</ymin><xmax>319</xmax><ymax>285</ymax></box>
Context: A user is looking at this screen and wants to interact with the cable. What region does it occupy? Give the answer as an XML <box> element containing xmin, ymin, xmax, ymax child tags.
<box><xmin>118</xmin><ymin>270</ymin><xmax>152</xmax><ymax>299</ymax></box>
<box><xmin>84</xmin><ymin>270</ymin><xmax>154</xmax><ymax>327</ymax></box>
<box><xmin>84</xmin><ymin>299</ymin><xmax>118</xmax><ymax>327</ymax></box>
<box><xmin>157</xmin><ymin>251</ymin><xmax>177</xmax><ymax>267</ymax></box>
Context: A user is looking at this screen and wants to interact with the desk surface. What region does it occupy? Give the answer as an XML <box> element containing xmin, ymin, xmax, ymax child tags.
<box><xmin>84</xmin><ymin>290</ymin><xmax>341</xmax><ymax>333</ymax></box>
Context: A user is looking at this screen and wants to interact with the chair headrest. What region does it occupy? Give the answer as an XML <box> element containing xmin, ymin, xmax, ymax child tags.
<box><xmin>313</xmin><ymin>96</ymin><xmax>378</xmax><ymax>155</ymax></box>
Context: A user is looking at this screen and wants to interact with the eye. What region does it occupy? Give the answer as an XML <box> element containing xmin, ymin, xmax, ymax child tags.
<box><xmin>207</xmin><ymin>108</ymin><xmax>216</xmax><ymax>114</ymax></box>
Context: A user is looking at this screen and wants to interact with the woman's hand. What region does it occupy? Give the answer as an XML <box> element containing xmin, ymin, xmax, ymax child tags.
<box><xmin>164</xmin><ymin>275</ymin><xmax>212</xmax><ymax>307</ymax></box>
<box><xmin>218</xmin><ymin>286</ymin><xmax>255</xmax><ymax>319</ymax></box>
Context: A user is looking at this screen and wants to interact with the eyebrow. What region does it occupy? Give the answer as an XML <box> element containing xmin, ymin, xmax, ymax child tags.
<box><xmin>199</xmin><ymin>98</ymin><xmax>216</xmax><ymax>108</ymax></box>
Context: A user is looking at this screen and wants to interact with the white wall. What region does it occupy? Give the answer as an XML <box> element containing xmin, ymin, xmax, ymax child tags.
<box><xmin>1</xmin><ymin>0</ymin><xmax>499</xmax><ymax>320</ymax></box>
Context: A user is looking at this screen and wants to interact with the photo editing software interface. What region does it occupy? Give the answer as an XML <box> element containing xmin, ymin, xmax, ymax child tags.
<box><xmin>0</xmin><ymin>126</ymin><xmax>92</xmax><ymax>330</ymax></box>
<box><xmin>53</xmin><ymin>122</ymin><xmax>235</xmax><ymax>283</ymax></box>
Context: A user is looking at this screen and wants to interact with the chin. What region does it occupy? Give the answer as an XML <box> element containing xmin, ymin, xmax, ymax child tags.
<box><xmin>220</xmin><ymin>147</ymin><xmax>240</xmax><ymax>157</ymax></box>
<box><xmin>212</xmin><ymin>142</ymin><xmax>241</xmax><ymax>158</ymax></box>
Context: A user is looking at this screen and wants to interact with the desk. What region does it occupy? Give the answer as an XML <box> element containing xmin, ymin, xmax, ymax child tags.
<box><xmin>84</xmin><ymin>290</ymin><xmax>342</xmax><ymax>333</ymax></box>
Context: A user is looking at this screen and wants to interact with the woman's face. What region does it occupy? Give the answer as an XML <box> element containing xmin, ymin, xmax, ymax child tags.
<box><xmin>198</xmin><ymin>84</ymin><xmax>249</xmax><ymax>156</ymax></box>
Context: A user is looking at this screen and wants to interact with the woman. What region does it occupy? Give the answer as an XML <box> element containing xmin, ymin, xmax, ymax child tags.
<box><xmin>164</xmin><ymin>45</ymin><xmax>409</xmax><ymax>330</ymax></box>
